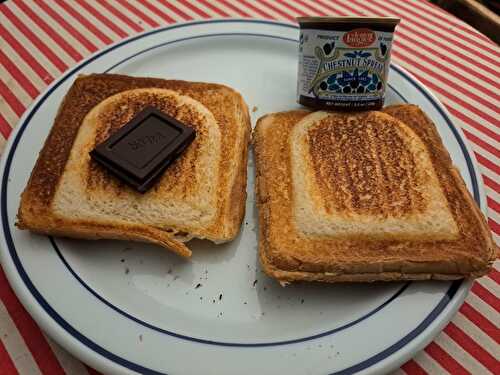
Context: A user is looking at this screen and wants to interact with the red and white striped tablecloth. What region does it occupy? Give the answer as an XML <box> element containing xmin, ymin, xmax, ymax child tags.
<box><xmin>0</xmin><ymin>0</ymin><xmax>498</xmax><ymax>374</ymax></box>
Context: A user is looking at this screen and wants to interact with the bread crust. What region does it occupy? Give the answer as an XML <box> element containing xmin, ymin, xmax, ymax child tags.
<box><xmin>253</xmin><ymin>106</ymin><xmax>497</xmax><ymax>283</ymax></box>
<box><xmin>17</xmin><ymin>74</ymin><xmax>251</xmax><ymax>256</ymax></box>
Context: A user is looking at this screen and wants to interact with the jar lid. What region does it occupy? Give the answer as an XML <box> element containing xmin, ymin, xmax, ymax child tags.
<box><xmin>297</xmin><ymin>16</ymin><xmax>400</xmax><ymax>26</ymax></box>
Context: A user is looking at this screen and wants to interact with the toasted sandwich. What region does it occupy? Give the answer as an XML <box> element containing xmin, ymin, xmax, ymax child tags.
<box><xmin>253</xmin><ymin>105</ymin><xmax>496</xmax><ymax>283</ymax></box>
<box><xmin>17</xmin><ymin>74</ymin><xmax>251</xmax><ymax>257</ymax></box>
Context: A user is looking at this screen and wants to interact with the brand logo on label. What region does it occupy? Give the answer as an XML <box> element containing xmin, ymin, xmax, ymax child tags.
<box><xmin>343</xmin><ymin>29</ymin><xmax>376</xmax><ymax>47</ymax></box>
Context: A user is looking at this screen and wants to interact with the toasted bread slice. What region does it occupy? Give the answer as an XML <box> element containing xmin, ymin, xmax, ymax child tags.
<box><xmin>254</xmin><ymin>106</ymin><xmax>497</xmax><ymax>283</ymax></box>
<box><xmin>17</xmin><ymin>74</ymin><xmax>251</xmax><ymax>257</ymax></box>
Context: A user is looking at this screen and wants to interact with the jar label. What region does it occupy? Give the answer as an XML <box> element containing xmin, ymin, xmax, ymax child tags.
<box><xmin>298</xmin><ymin>28</ymin><xmax>394</xmax><ymax>107</ymax></box>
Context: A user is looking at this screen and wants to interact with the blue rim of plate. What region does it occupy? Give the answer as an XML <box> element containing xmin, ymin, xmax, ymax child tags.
<box><xmin>0</xmin><ymin>19</ymin><xmax>474</xmax><ymax>375</ymax></box>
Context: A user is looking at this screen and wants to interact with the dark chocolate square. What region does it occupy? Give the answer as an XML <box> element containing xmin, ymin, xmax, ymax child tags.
<box><xmin>90</xmin><ymin>106</ymin><xmax>195</xmax><ymax>193</ymax></box>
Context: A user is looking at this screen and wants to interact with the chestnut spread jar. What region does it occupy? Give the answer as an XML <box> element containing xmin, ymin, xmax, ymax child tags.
<box><xmin>297</xmin><ymin>17</ymin><xmax>400</xmax><ymax>111</ymax></box>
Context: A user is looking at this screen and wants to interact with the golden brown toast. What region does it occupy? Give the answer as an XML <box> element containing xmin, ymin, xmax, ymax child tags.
<box><xmin>17</xmin><ymin>74</ymin><xmax>251</xmax><ymax>257</ymax></box>
<box><xmin>254</xmin><ymin>105</ymin><xmax>497</xmax><ymax>283</ymax></box>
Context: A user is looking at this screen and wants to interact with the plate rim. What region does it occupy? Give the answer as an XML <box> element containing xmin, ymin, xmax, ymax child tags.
<box><xmin>0</xmin><ymin>19</ymin><xmax>484</xmax><ymax>375</ymax></box>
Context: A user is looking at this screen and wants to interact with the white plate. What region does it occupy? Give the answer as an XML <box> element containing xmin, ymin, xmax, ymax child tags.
<box><xmin>0</xmin><ymin>20</ymin><xmax>486</xmax><ymax>375</ymax></box>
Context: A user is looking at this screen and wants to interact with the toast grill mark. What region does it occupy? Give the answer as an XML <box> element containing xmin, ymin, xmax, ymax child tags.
<box><xmin>87</xmin><ymin>92</ymin><xmax>205</xmax><ymax>194</ymax></box>
<box><xmin>308</xmin><ymin>114</ymin><xmax>424</xmax><ymax>217</ymax></box>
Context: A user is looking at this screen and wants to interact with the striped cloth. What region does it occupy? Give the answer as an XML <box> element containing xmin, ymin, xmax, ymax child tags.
<box><xmin>0</xmin><ymin>0</ymin><xmax>498</xmax><ymax>374</ymax></box>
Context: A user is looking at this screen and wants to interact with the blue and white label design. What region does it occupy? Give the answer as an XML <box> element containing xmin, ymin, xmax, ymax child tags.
<box><xmin>298</xmin><ymin>28</ymin><xmax>395</xmax><ymax>106</ymax></box>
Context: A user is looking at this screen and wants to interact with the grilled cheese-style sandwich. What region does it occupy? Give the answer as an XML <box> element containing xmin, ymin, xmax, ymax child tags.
<box><xmin>254</xmin><ymin>105</ymin><xmax>496</xmax><ymax>283</ymax></box>
<box><xmin>17</xmin><ymin>74</ymin><xmax>251</xmax><ymax>257</ymax></box>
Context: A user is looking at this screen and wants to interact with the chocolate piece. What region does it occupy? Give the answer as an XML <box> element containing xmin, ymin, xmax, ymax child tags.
<box><xmin>90</xmin><ymin>106</ymin><xmax>195</xmax><ymax>193</ymax></box>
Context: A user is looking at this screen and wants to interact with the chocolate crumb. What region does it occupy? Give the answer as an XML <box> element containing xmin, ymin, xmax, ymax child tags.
<box><xmin>301</xmin><ymin>299</ymin><xmax>304</xmax><ymax>304</ymax></box>
<box><xmin>120</xmin><ymin>259</ymin><xmax>125</xmax><ymax>263</ymax></box>
<box><xmin>200</xmin><ymin>296</ymin><xmax>203</xmax><ymax>300</ymax></box>
<box><xmin>263</xmin><ymin>287</ymin><xmax>267</xmax><ymax>291</ymax></box>
<box><xmin>219</xmin><ymin>293</ymin><xmax>223</xmax><ymax>301</ymax></box>
<box><xmin>253</xmin><ymin>280</ymin><xmax>258</xmax><ymax>287</ymax></box>
<box><xmin>195</xmin><ymin>283</ymin><xmax>202</xmax><ymax>289</ymax></box>
<box><xmin>212</xmin><ymin>299</ymin><xmax>216</xmax><ymax>303</ymax></box>
<box><xmin>125</xmin><ymin>267</ymin><xmax>130</xmax><ymax>274</ymax></box>
<box><xmin>244</xmin><ymin>302</ymin><xmax>247</xmax><ymax>305</ymax></box>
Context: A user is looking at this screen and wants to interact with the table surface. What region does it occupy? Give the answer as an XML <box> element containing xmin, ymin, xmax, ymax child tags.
<box><xmin>0</xmin><ymin>0</ymin><xmax>498</xmax><ymax>374</ymax></box>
